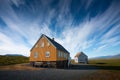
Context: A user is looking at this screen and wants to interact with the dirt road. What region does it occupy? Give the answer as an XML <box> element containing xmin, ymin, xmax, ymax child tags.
<box><xmin>0</xmin><ymin>69</ymin><xmax>97</xmax><ymax>80</ymax></box>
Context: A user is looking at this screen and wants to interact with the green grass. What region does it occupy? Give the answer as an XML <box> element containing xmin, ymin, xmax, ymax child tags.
<box><xmin>89</xmin><ymin>58</ymin><xmax>120</xmax><ymax>71</ymax></box>
<box><xmin>0</xmin><ymin>55</ymin><xmax>29</xmax><ymax>66</ymax></box>
<box><xmin>89</xmin><ymin>58</ymin><xmax>120</xmax><ymax>66</ymax></box>
<box><xmin>70</xmin><ymin>59</ymin><xmax>75</xmax><ymax>64</ymax></box>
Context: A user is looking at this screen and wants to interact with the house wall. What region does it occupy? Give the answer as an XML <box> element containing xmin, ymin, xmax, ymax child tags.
<box><xmin>74</xmin><ymin>57</ymin><xmax>78</xmax><ymax>63</ymax></box>
<box><xmin>74</xmin><ymin>54</ymin><xmax>88</xmax><ymax>64</ymax></box>
<box><xmin>29</xmin><ymin>36</ymin><xmax>69</xmax><ymax>62</ymax></box>
<box><xmin>78</xmin><ymin>54</ymin><xmax>88</xmax><ymax>63</ymax></box>
<box><xmin>56</xmin><ymin>50</ymin><xmax>69</xmax><ymax>61</ymax></box>
<box><xmin>30</xmin><ymin>36</ymin><xmax>57</xmax><ymax>62</ymax></box>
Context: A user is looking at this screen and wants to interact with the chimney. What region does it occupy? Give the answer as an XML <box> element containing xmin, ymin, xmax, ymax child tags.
<box><xmin>52</xmin><ymin>38</ymin><xmax>54</xmax><ymax>41</ymax></box>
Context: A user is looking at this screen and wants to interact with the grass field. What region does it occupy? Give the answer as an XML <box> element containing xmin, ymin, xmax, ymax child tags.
<box><xmin>88</xmin><ymin>58</ymin><xmax>120</xmax><ymax>72</ymax></box>
<box><xmin>89</xmin><ymin>58</ymin><xmax>120</xmax><ymax>66</ymax></box>
<box><xmin>83</xmin><ymin>58</ymin><xmax>120</xmax><ymax>80</ymax></box>
<box><xmin>71</xmin><ymin>58</ymin><xmax>120</xmax><ymax>71</ymax></box>
<box><xmin>0</xmin><ymin>55</ymin><xmax>29</xmax><ymax>66</ymax></box>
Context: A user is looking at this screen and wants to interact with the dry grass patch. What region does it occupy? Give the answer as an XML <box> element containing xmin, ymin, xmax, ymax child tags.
<box><xmin>82</xmin><ymin>70</ymin><xmax>120</xmax><ymax>80</ymax></box>
<box><xmin>0</xmin><ymin>63</ymin><xmax>45</xmax><ymax>70</ymax></box>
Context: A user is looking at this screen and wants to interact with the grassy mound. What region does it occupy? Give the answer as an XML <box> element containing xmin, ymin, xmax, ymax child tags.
<box><xmin>0</xmin><ymin>55</ymin><xmax>29</xmax><ymax>66</ymax></box>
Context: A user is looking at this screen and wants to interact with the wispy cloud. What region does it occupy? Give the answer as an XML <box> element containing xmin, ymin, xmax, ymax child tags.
<box><xmin>0</xmin><ymin>0</ymin><xmax>120</xmax><ymax>57</ymax></box>
<box><xmin>0</xmin><ymin>32</ymin><xmax>29</xmax><ymax>55</ymax></box>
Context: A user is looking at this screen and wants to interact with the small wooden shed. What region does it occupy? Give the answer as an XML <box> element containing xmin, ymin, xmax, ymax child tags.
<box><xmin>74</xmin><ymin>52</ymin><xmax>88</xmax><ymax>64</ymax></box>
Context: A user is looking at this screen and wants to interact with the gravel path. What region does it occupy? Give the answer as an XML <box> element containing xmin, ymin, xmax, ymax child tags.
<box><xmin>0</xmin><ymin>69</ymin><xmax>97</xmax><ymax>80</ymax></box>
<box><xmin>0</xmin><ymin>64</ymin><xmax>98</xmax><ymax>80</ymax></box>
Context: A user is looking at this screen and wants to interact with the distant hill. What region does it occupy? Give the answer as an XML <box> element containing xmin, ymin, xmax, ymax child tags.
<box><xmin>0</xmin><ymin>55</ymin><xmax>29</xmax><ymax>66</ymax></box>
<box><xmin>112</xmin><ymin>54</ymin><xmax>120</xmax><ymax>58</ymax></box>
<box><xmin>4</xmin><ymin>54</ymin><xmax>24</xmax><ymax>57</ymax></box>
<box><xmin>91</xmin><ymin>54</ymin><xmax>120</xmax><ymax>59</ymax></box>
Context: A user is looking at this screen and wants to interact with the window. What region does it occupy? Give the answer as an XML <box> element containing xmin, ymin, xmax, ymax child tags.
<box><xmin>34</xmin><ymin>52</ymin><xmax>38</xmax><ymax>58</ymax></box>
<box><xmin>46</xmin><ymin>51</ymin><xmax>50</xmax><ymax>57</ymax></box>
<box><xmin>66</xmin><ymin>54</ymin><xmax>68</xmax><ymax>59</ymax></box>
<box><xmin>58</xmin><ymin>51</ymin><xmax>61</xmax><ymax>58</ymax></box>
<box><xmin>61</xmin><ymin>52</ymin><xmax>63</xmax><ymax>57</ymax></box>
<box><xmin>41</xmin><ymin>42</ymin><xmax>44</xmax><ymax>47</ymax></box>
<box><xmin>60</xmin><ymin>51</ymin><xmax>62</xmax><ymax>57</ymax></box>
<box><xmin>58</xmin><ymin>51</ymin><xmax>65</xmax><ymax>58</ymax></box>
<box><xmin>64</xmin><ymin>53</ymin><xmax>66</xmax><ymax>58</ymax></box>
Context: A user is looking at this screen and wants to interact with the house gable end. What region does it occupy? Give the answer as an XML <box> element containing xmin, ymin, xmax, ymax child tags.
<box><xmin>74</xmin><ymin>52</ymin><xmax>87</xmax><ymax>58</ymax></box>
<box><xmin>30</xmin><ymin>34</ymin><xmax>69</xmax><ymax>55</ymax></box>
<box><xmin>30</xmin><ymin>34</ymin><xmax>56</xmax><ymax>51</ymax></box>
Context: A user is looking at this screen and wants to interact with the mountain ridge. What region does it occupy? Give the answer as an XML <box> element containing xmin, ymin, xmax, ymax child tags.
<box><xmin>90</xmin><ymin>53</ymin><xmax>120</xmax><ymax>59</ymax></box>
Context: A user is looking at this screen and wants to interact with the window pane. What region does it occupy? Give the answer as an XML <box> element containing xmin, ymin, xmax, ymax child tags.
<box><xmin>46</xmin><ymin>51</ymin><xmax>50</xmax><ymax>57</ymax></box>
<box><xmin>34</xmin><ymin>52</ymin><xmax>38</xmax><ymax>58</ymax></box>
<box><xmin>66</xmin><ymin>54</ymin><xmax>68</xmax><ymax>59</ymax></box>
<box><xmin>58</xmin><ymin>51</ymin><xmax>60</xmax><ymax>57</ymax></box>
<box><xmin>41</xmin><ymin>42</ymin><xmax>44</xmax><ymax>47</ymax></box>
<box><xmin>61</xmin><ymin>52</ymin><xmax>63</xmax><ymax>57</ymax></box>
<box><xmin>64</xmin><ymin>53</ymin><xmax>66</xmax><ymax>58</ymax></box>
<box><xmin>60</xmin><ymin>52</ymin><xmax>62</xmax><ymax>57</ymax></box>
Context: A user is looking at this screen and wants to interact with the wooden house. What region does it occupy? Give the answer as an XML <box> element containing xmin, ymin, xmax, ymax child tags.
<box><xmin>30</xmin><ymin>34</ymin><xmax>70</xmax><ymax>68</ymax></box>
<box><xmin>74</xmin><ymin>52</ymin><xmax>88</xmax><ymax>64</ymax></box>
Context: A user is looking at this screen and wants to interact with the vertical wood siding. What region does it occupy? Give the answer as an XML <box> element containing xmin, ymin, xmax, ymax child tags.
<box><xmin>30</xmin><ymin>36</ymin><xmax>69</xmax><ymax>62</ymax></box>
<box><xmin>30</xmin><ymin>36</ymin><xmax>57</xmax><ymax>61</ymax></box>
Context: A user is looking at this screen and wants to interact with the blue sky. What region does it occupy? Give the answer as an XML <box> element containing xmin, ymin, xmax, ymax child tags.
<box><xmin>0</xmin><ymin>0</ymin><xmax>120</xmax><ymax>58</ymax></box>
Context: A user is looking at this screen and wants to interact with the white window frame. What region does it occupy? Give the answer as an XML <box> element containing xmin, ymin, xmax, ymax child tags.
<box><xmin>34</xmin><ymin>52</ymin><xmax>38</xmax><ymax>58</ymax></box>
<box><xmin>46</xmin><ymin>51</ymin><xmax>50</xmax><ymax>57</ymax></box>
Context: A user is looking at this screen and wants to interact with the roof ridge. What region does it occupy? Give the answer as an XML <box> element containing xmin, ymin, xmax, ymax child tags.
<box><xmin>75</xmin><ymin>52</ymin><xmax>87</xmax><ymax>57</ymax></box>
<box><xmin>30</xmin><ymin>34</ymin><xmax>70</xmax><ymax>54</ymax></box>
<box><xmin>44</xmin><ymin>35</ymin><xmax>70</xmax><ymax>54</ymax></box>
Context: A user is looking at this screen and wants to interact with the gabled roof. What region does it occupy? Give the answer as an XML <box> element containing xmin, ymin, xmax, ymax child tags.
<box><xmin>30</xmin><ymin>34</ymin><xmax>70</xmax><ymax>54</ymax></box>
<box><xmin>74</xmin><ymin>52</ymin><xmax>87</xmax><ymax>57</ymax></box>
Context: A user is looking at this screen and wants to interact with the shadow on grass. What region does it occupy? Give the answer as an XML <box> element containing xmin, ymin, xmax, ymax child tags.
<box><xmin>67</xmin><ymin>64</ymin><xmax>120</xmax><ymax>70</ymax></box>
<box><xmin>96</xmin><ymin>63</ymin><xmax>106</xmax><ymax>64</ymax></box>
